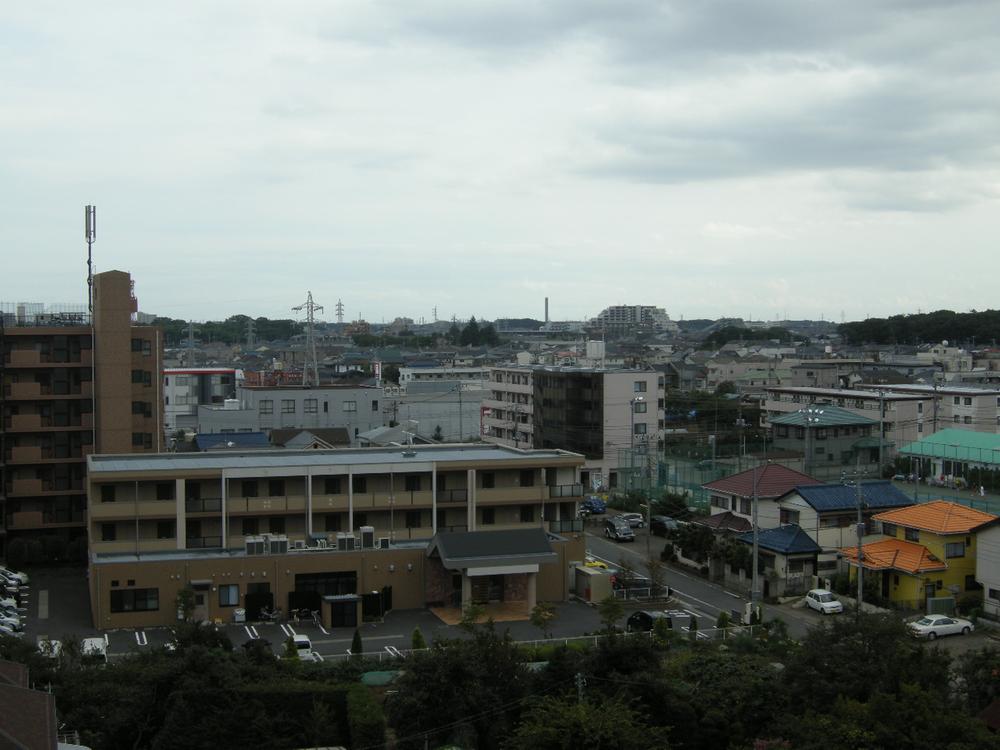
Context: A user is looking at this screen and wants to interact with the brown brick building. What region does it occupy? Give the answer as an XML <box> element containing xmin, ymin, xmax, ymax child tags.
<box><xmin>0</xmin><ymin>270</ymin><xmax>162</xmax><ymax>558</ymax></box>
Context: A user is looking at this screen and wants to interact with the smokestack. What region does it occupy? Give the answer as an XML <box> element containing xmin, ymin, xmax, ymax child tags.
<box><xmin>545</xmin><ymin>296</ymin><xmax>549</xmax><ymax>324</ymax></box>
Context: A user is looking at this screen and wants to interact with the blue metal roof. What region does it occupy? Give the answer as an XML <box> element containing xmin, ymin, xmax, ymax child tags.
<box><xmin>737</xmin><ymin>524</ymin><xmax>821</xmax><ymax>555</ymax></box>
<box><xmin>787</xmin><ymin>481</ymin><xmax>914</xmax><ymax>512</ymax></box>
<box><xmin>194</xmin><ymin>432</ymin><xmax>271</xmax><ymax>451</ymax></box>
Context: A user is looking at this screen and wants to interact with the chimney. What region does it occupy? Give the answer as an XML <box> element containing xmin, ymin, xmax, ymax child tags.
<box><xmin>544</xmin><ymin>297</ymin><xmax>549</xmax><ymax>325</ymax></box>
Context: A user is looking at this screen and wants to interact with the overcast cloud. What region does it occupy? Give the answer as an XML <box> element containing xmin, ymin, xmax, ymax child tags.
<box><xmin>2</xmin><ymin>1</ymin><xmax>998</xmax><ymax>325</ymax></box>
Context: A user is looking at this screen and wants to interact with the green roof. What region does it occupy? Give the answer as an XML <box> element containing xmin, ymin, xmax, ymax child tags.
<box><xmin>899</xmin><ymin>429</ymin><xmax>1000</xmax><ymax>466</ymax></box>
<box><xmin>770</xmin><ymin>405</ymin><xmax>877</xmax><ymax>428</ymax></box>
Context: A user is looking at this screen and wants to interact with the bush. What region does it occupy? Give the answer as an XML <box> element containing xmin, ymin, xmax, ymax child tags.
<box><xmin>347</xmin><ymin>685</ymin><xmax>385</xmax><ymax>748</ymax></box>
<box><xmin>411</xmin><ymin>627</ymin><xmax>427</xmax><ymax>650</ymax></box>
<box><xmin>957</xmin><ymin>592</ymin><xmax>983</xmax><ymax>616</ymax></box>
<box><xmin>351</xmin><ymin>629</ymin><xmax>363</xmax><ymax>659</ymax></box>
<box><xmin>716</xmin><ymin>611</ymin><xmax>731</xmax><ymax>629</ymax></box>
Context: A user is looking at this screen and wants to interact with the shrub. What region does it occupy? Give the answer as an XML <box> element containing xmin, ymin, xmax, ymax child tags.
<box><xmin>347</xmin><ymin>685</ymin><xmax>385</xmax><ymax>748</ymax></box>
<box><xmin>351</xmin><ymin>629</ymin><xmax>363</xmax><ymax>659</ymax></box>
<box><xmin>411</xmin><ymin>627</ymin><xmax>427</xmax><ymax>650</ymax></box>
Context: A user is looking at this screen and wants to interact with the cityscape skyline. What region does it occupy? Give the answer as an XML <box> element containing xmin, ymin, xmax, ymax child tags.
<box><xmin>4</xmin><ymin>2</ymin><xmax>999</xmax><ymax>322</ymax></box>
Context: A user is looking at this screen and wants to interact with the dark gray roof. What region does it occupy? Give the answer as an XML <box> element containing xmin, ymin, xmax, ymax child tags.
<box><xmin>783</xmin><ymin>481</ymin><xmax>915</xmax><ymax>512</ymax></box>
<box><xmin>427</xmin><ymin>528</ymin><xmax>556</xmax><ymax>569</ymax></box>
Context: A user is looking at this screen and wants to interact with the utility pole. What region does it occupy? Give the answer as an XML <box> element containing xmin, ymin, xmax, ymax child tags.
<box><xmin>843</xmin><ymin>466</ymin><xmax>868</xmax><ymax>621</ymax></box>
<box><xmin>877</xmin><ymin>390</ymin><xmax>885</xmax><ymax>479</ymax></box>
<box><xmin>85</xmin><ymin>205</ymin><xmax>96</xmax><ymax>313</ymax></box>
<box><xmin>245</xmin><ymin>319</ymin><xmax>257</xmax><ymax>349</ymax></box>
<box><xmin>183</xmin><ymin>321</ymin><xmax>200</xmax><ymax>366</ymax></box>
<box><xmin>293</xmin><ymin>292</ymin><xmax>324</xmax><ymax>388</ymax></box>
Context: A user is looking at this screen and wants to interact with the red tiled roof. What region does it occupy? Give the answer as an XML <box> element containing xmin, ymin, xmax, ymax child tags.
<box><xmin>839</xmin><ymin>538</ymin><xmax>947</xmax><ymax>574</ymax></box>
<box><xmin>874</xmin><ymin>500</ymin><xmax>998</xmax><ymax>535</ymax></box>
<box><xmin>702</xmin><ymin>464</ymin><xmax>821</xmax><ymax>499</ymax></box>
<box><xmin>693</xmin><ymin>511</ymin><xmax>753</xmax><ymax>533</ymax></box>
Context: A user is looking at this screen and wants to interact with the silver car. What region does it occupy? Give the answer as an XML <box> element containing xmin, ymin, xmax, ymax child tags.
<box><xmin>908</xmin><ymin>614</ymin><xmax>973</xmax><ymax>640</ymax></box>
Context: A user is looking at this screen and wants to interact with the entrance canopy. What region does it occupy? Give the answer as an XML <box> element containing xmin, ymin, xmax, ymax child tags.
<box><xmin>426</xmin><ymin>528</ymin><xmax>556</xmax><ymax>572</ymax></box>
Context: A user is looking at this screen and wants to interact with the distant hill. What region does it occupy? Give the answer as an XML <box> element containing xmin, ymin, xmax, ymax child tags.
<box><xmin>838</xmin><ymin>309</ymin><xmax>1000</xmax><ymax>345</ymax></box>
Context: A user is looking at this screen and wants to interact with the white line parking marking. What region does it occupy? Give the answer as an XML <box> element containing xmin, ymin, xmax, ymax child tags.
<box><xmin>244</xmin><ymin>625</ymin><xmax>259</xmax><ymax>639</ymax></box>
<box><xmin>280</xmin><ymin>623</ymin><xmax>294</xmax><ymax>637</ymax></box>
<box><xmin>134</xmin><ymin>631</ymin><xmax>148</xmax><ymax>646</ymax></box>
<box><xmin>317</xmin><ymin>623</ymin><xmax>329</xmax><ymax>635</ymax></box>
<box><xmin>37</xmin><ymin>590</ymin><xmax>49</xmax><ymax>620</ymax></box>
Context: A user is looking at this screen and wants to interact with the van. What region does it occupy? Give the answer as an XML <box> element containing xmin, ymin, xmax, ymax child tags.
<box><xmin>604</xmin><ymin>516</ymin><xmax>635</xmax><ymax>543</ymax></box>
<box><xmin>626</xmin><ymin>610</ymin><xmax>673</xmax><ymax>633</ymax></box>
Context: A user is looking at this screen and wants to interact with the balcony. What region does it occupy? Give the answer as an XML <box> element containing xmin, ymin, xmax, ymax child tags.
<box><xmin>90</xmin><ymin>500</ymin><xmax>176</xmax><ymax>520</ymax></box>
<box><xmin>352</xmin><ymin>490</ymin><xmax>434</xmax><ymax>510</ymax></box>
<box><xmin>226</xmin><ymin>496</ymin><xmax>307</xmax><ymax>514</ymax></box>
<box><xmin>6</xmin><ymin>510</ymin><xmax>84</xmax><ymax>530</ymax></box>
<box><xmin>548</xmin><ymin>518</ymin><xmax>584</xmax><ymax>534</ymax></box>
<box><xmin>476</xmin><ymin>486</ymin><xmax>547</xmax><ymax>504</ymax></box>
<box><xmin>548</xmin><ymin>483</ymin><xmax>584</xmax><ymax>499</ymax></box>
<box><xmin>7</xmin><ymin>478</ymin><xmax>44</xmax><ymax>496</ymax></box>
<box><xmin>8</xmin><ymin>446</ymin><xmax>42</xmax><ymax>463</ymax></box>
<box><xmin>435</xmin><ymin>489</ymin><xmax>468</xmax><ymax>504</ymax></box>
<box><xmin>186</xmin><ymin>535</ymin><xmax>223</xmax><ymax>549</ymax></box>
<box><xmin>4</xmin><ymin>350</ymin><xmax>92</xmax><ymax>368</ymax></box>
<box><xmin>185</xmin><ymin>497</ymin><xmax>222</xmax><ymax>514</ymax></box>
<box><xmin>91</xmin><ymin>539</ymin><xmax>177</xmax><ymax>554</ymax></box>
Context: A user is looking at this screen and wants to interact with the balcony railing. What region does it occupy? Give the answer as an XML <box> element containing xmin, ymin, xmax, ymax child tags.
<box><xmin>186</xmin><ymin>535</ymin><xmax>223</xmax><ymax>549</ymax></box>
<box><xmin>435</xmin><ymin>489</ymin><xmax>468</xmax><ymax>504</ymax></box>
<box><xmin>548</xmin><ymin>483</ymin><xmax>583</xmax><ymax>499</ymax></box>
<box><xmin>185</xmin><ymin>497</ymin><xmax>222</xmax><ymax>513</ymax></box>
<box><xmin>548</xmin><ymin>518</ymin><xmax>584</xmax><ymax>534</ymax></box>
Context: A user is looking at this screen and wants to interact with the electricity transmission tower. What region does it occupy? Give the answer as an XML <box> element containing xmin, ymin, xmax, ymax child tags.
<box><xmin>335</xmin><ymin>299</ymin><xmax>345</xmax><ymax>325</ymax></box>
<box><xmin>293</xmin><ymin>292</ymin><xmax>324</xmax><ymax>387</ymax></box>
<box><xmin>245</xmin><ymin>319</ymin><xmax>257</xmax><ymax>348</ymax></box>
<box><xmin>183</xmin><ymin>321</ymin><xmax>200</xmax><ymax>365</ymax></box>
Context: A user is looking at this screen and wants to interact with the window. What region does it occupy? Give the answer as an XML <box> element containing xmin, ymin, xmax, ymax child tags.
<box><xmin>882</xmin><ymin>522</ymin><xmax>897</xmax><ymax>537</ymax></box>
<box><xmin>304</xmin><ymin>398</ymin><xmax>318</xmax><ymax>414</ymax></box>
<box><xmin>132</xmin><ymin>432</ymin><xmax>145</xmax><ymax>447</ymax></box>
<box><xmin>815</xmin><ymin>428</ymin><xmax>827</xmax><ymax>440</ymax></box>
<box><xmin>156</xmin><ymin>521</ymin><xmax>175</xmax><ymax>539</ymax></box>
<box><xmin>242</xmin><ymin>518</ymin><xmax>259</xmax><ymax>535</ymax></box>
<box><xmin>945</xmin><ymin>541</ymin><xmax>966</xmax><ymax>558</ymax></box>
<box><xmin>917</xmin><ymin>402</ymin><xmax>923</xmax><ymax>414</ymax></box>
<box><xmin>520</xmin><ymin>469</ymin><xmax>534</xmax><ymax>487</ymax></box>
<box><xmin>219</xmin><ymin>584</ymin><xmax>239</xmax><ymax>607</ymax></box>
<box><xmin>101</xmin><ymin>523</ymin><xmax>116</xmax><ymax>541</ymax></box>
<box><xmin>343</xmin><ymin>401</ymin><xmax>357</xmax><ymax>412</ymax></box>
<box><xmin>110</xmin><ymin>588</ymin><xmax>159</xmax><ymax>613</ymax></box>
<box><xmin>268</xmin><ymin>479</ymin><xmax>285</xmax><ymax>497</ymax></box>
<box><xmin>520</xmin><ymin>505</ymin><xmax>535</xmax><ymax>523</ymax></box>
<box><xmin>481</xmin><ymin>472</ymin><xmax>495</xmax><ymax>489</ymax></box>
<box><xmin>740</xmin><ymin>498</ymin><xmax>751</xmax><ymax>515</ymax></box>
<box><xmin>954</xmin><ymin>396</ymin><xmax>960</xmax><ymax>405</ymax></box>
<box><xmin>989</xmin><ymin>588</ymin><xmax>1000</xmax><ymax>601</ymax></box>
<box><xmin>324</xmin><ymin>476</ymin><xmax>342</xmax><ymax>494</ymax></box>
<box><xmin>779</xmin><ymin>509</ymin><xmax>800</xmax><ymax>525</ymax></box>
<box><xmin>372</xmin><ymin>400</ymin><xmax>379</xmax><ymax>412</ymax></box>
<box><xmin>405</xmin><ymin>510</ymin><xmax>421</xmax><ymax>529</ymax></box>
<box><xmin>131</xmin><ymin>369</ymin><xmax>144</xmax><ymax>384</ymax></box>
<box><xmin>482</xmin><ymin>507</ymin><xmax>495</xmax><ymax>525</ymax></box>
<box><xmin>355</xmin><ymin>512</ymin><xmax>367</xmax><ymax>528</ymax></box>
<box><xmin>954</xmin><ymin>415</ymin><xmax>960</xmax><ymax>423</ymax></box>
<box><xmin>269</xmin><ymin>516</ymin><xmax>285</xmax><ymax>534</ymax></box>
<box><xmin>633</xmin><ymin>401</ymin><xmax>647</xmax><ymax>413</ymax></box>
<box><xmin>259</xmin><ymin>400</ymin><xmax>273</xmax><ymax>415</ymax></box>
<box><xmin>281</xmin><ymin>399</ymin><xmax>295</xmax><ymax>414</ymax></box>
<box><xmin>712</xmin><ymin>495</ymin><xmax>729</xmax><ymax>510</ymax></box>
<box><xmin>964</xmin><ymin>416</ymin><xmax>972</xmax><ymax>424</ymax></box>
<box><xmin>633</xmin><ymin>381</ymin><xmax>647</xmax><ymax>392</ymax></box>
<box><xmin>101</xmin><ymin>485</ymin><xmax>115</xmax><ymax>503</ymax></box>
<box><xmin>788</xmin><ymin>559</ymin><xmax>805</xmax><ymax>573</ymax></box>
<box><xmin>156</xmin><ymin>482</ymin><xmax>174</xmax><ymax>501</ymax></box>
<box><xmin>131</xmin><ymin>337</ymin><xmax>152</xmax><ymax>355</ymax></box>
<box><xmin>633</xmin><ymin>423</ymin><xmax>647</xmax><ymax>435</ymax></box>
<box><xmin>905</xmin><ymin>527</ymin><xmax>920</xmax><ymax>542</ymax></box>
<box><xmin>242</xmin><ymin>480</ymin><xmax>258</xmax><ymax>497</ymax></box>
<box><xmin>132</xmin><ymin>400</ymin><xmax>152</xmax><ymax>417</ymax></box>
<box><xmin>323</xmin><ymin>402</ymin><xmax>328</xmax><ymax>413</ymax></box>
<box><xmin>352</xmin><ymin>476</ymin><xmax>367</xmax><ymax>494</ymax></box>
<box><xmin>436</xmin><ymin>509</ymin><xmax>446</xmax><ymax>529</ymax></box>
<box><xmin>964</xmin><ymin>397</ymin><xmax>973</xmax><ymax>406</ymax></box>
<box><xmin>405</xmin><ymin>475</ymin><xmax>420</xmax><ymax>492</ymax></box>
<box><xmin>325</xmin><ymin>514</ymin><xmax>341</xmax><ymax>532</ymax></box>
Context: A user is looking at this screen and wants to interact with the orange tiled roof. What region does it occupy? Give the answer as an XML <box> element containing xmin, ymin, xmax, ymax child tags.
<box><xmin>840</xmin><ymin>538</ymin><xmax>947</xmax><ymax>574</ymax></box>
<box><xmin>873</xmin><ymin>500</ymin><xmax>998</xmax><ymax>535</ymax></box>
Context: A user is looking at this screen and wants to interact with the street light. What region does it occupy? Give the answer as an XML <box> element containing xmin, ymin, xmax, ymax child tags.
<box><xmin>798</xmin><ymin>407</ymin><xmax>824</xmax><ymax>475</ymax></box>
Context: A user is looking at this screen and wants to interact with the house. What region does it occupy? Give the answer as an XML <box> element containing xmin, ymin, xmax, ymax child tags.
<box><xmin>842</xmin><ymin>500</ymin><xmax>998</xmax><ymax>609</ymax></box>
<box><xmin>773</xmin><ymin>481</ymin><xmax>915</xmax><ymax>576</ymax></box>
<box><xmin>977</xmin><ymin>524</ymin><xmax>1000</xmax><ymax>619</ymax></box>
<box><xmin>768</xmin><ymin>405</ymin><xmax>882</xmax><ymax>479</ymax></box>
<box><xmin>732</xmin><ymin>524</ymin><xmax>822</xmax><ymax>598</ymax></box>
<box><xmin>702</xmin><ymin>464</ymin><xmax>821</xmax><ymax>526</ymax></box>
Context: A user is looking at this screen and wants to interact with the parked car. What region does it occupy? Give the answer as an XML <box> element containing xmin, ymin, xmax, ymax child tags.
<box><xmin>604</xmin><ymin>516</ymin><xmax>635</xmax><ymax>543</ymax></box>
<box><xmin>626</xmin><ymin>610</ymin><xmax>673</xmax><ymax>633</ymax></box>
<box><xmin>0</xmin><ymin>622</ymin><xmax>23</xmax><ymax>638</ymax></box>
<box><xmin>908</xmin><ymin>614</ymin><xmax>974</xmax><ymax>640</ymax></box>
<box><xmin>804</xmin><ymin>589</ymin><xmax>844</xmax><ymax>615</ymax></box>
<box><xmin>0</xmin><ymin>613</ymin><xmax>22</xmax><ymax>631</ymax></box>
<box><xmin>584</xmin><ymin>556</ymin><xmax>608</xmax><ymax>569</ymax></box>
<box><xmin>580</xmin><ymin>496</ymin><xmax>607</xmax><ymax>515</ymax></box>
<box><xmin>292</xmin><ymin>633</ymin><xmax>323</xmax><ymax>662</ymax></box>
<box><xmin>81</xmin><ymin>637</ymin><xmax>109</xmax><ymax>664</ymax></box>
<box><xmin>0</xmin><ymin>567</ymin><xmax>29</xmax><ymax>586</ymax></box>
<box><xmin>650</xmin><ymin>515</ymin><xmax>680</xmax><ymax>536</ymax></box>
<box><xmin>619</xmin><ymin>512</ymin><xmax>645</xmax><ymax>529</ymax></box>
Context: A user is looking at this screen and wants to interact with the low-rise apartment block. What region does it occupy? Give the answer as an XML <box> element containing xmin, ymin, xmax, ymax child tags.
<box><xmin>86</xmin><ymin>444</ymin><xmax>585</xmax><ymax>629</ymax></box>
<box><xmin>164</xmin><ymin>367</ymin><xmax>238</xmax><ymax>435</ymax></box>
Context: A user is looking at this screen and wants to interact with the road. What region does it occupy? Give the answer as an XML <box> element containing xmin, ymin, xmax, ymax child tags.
<box><xmin>584</xmin><ymin>525</ymin><xmax>822</xmax><ymax>639</ymax></box>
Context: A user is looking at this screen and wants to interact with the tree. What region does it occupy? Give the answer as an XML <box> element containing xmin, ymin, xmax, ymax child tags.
<box><xmin>351</xmin><ymin>628</ymin><xmax>364</xmax><ymax>659</ymax></box>
<box><xmin>616</xmin><ymin>554</ymin><xmax>638</xmax><ymax>590</ymax></box>
<box><xmin>460</xmin><ymin>317</ymin><xmax>482</xmax><ymax>347</ymax></box>
<box><xmin>460</xmin><ymin>603</ymin><xmax>486</xmax><ymax>633</ymax></box>
<box><xmin>530</xmin><ymin>602</ymin><xmax>557</xmax><ymax>640</ymax></box>
<box><xmin>504</xmin><ymin>695</ymin><xmax>671</xmax><ymax>750</ymax></box>
<box><xmin>284</xmin><ymin>635</ymin><xmax>298</xmax><ymax>659</ymax></box>
<box><xmin>382</xmin><ymin>364</ymin><xmax>400</xmax><ymax>384</ymax></box>
<box><xmin>432</xmin><ymin>425</ymin><xmax>444</xmax><ymax>441</ymax></box>
<box><xmin>597</xmin><ymin>595</ymin><xmax>624</xmax><ymax>634</ymax></box>
<box><xmin>715</xmin><ymin>380</ymin><xmax>737</xmax><ymax>396</ymax></box>
<box><xmin>411</xmin><ymin>627</ymin><xmax>427</xmax><ymax>650</ymax></box>
<box><xmin>646</xmin><ymin>555</ymin><xmax>667</xmax><ymax>597</ymax></box>
<box><xmin>688</xmin><ymin>614</ymin><xmax>699</xmax><ymax>640</ymax></box>
<box><xmin>175</xmin><ymin>587</ymin><xmax>196</xmax><ymax>622</ymax></box>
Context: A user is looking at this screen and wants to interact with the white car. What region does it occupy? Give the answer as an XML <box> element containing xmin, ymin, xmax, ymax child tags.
<box><xmin>0</xmin><ymin>613</ymin><xmax>22</xmax><ymax>631</ymax></box>
<box><xmin>292</xmin><ymin>633</ymin><xmax>322</xmax><ymax>662</ymax></box>
<box><xmin>804</xmin><ymin>589</ymin><xmax>844</xmax><ymax>615</ymax></box>
<box><xmin>0</xmin><ymin>622</ymin><xmax>23</xmax><ymax>638</ymax></box>
<box><xmin>619</xmin><ymin>513</ymin><xmax>645</xmax><ymax>529</ymax></box>
<box><xmin>0</xmin><ymin>568</ymin><xmax>29</xmax><ymax>586</ymax></box>
<box><xmin>908</xmin><ymin>614</ymin><xmax>974</xmax><ymax>640</ymax></box>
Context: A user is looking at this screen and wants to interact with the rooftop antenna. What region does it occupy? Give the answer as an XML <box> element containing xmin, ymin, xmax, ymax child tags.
<box><xmin>335</xmin><ymin>299</ymin><xmax>345</xmax><ymax>325</ymax></box>
<box><xmin>85</xmin><ymin>205</ymin><xmax>96</xmax><ymax>313</ymax></box>
<box><xmin>293</xmin><ymin>291</ymin><xmax>324</xmax><ymax>387</ymax></box>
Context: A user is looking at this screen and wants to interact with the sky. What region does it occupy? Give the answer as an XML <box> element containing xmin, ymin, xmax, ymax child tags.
<box><xmin>3</xmin><ymin>1</ymin><xmax>999</xmax><ymax>326</ymax></box>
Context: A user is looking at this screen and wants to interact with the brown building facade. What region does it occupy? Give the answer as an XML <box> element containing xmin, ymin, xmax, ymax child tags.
<box><xmin>0</xmin><ymin>270</ymin><xmax>162</xmax><ymax>557</ymax></box>
<box><xmin>86</xmin><ymin>444</ymin><xmax>586</xmax><ymax>630</ymax></box>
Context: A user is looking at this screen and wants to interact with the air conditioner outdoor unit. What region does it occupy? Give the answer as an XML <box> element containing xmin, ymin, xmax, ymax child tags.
<box><xmin>360</xmin><ymin>525</ymin><xmax>375</xmax><ymax>549</ymax></box>
<box><xmin>377</xmin><ymin>537</ymin><xmax>390</xmax><ymax>550</ymax></box>
<box><xmin>293</xmin><ymin>539</ymin><xmax>305</xmax><ymax>550</ymax></box>
<box><xmin>338</xmin><ymin>533</ymin><xmax>356</xmax><ymax>551</ymax></box>
<box><xmin>317</xmin><ymin>538</ymin><xmax>328</xmax><ymax>549</ymax></box>
<box><xmin>244</xmin><ymin>536</ymin><xmax>265</xmax><ymax>556</ymax></box>
<box><xmin>269</xmin><ymin>535</ymin><xmax>289</xmax><ymax>554</ymax></box>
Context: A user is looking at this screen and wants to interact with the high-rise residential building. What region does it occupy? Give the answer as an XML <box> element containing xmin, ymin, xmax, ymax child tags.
<box><xmin>590</xmin><ymin>305</ymin><xmax>679</xmax><ymax>337</ymax></box>
<box><xmin>0</xmin><ymin>270</ymin><xmax>162</xmax><ymax>557</ymax></box>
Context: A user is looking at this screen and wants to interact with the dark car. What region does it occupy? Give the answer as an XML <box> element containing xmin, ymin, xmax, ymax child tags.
<box><xmin>604</xmin><ymin>516</ymin><xmax>635</xmax><ymax>542</ymax></box>
<box><xmin>580</xmin><ymin>496</ymin><xmax>607</xmax><ymax>515</ymax></box>
<box><xmin>626</xmin><ymin>610</ymin><xmax>673</xmax><ymax>632</ymax></box>
<box><xmin>650</xmin><ymin>515</ymin><xmax>680</xmax><ymax>536</ymax></box>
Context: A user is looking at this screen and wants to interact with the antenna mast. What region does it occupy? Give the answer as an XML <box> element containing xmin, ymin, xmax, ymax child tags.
<box><xmin>85</xmin><ymin>206</ymin><xmax>96</xmax><ymax>313</ymax></box>
<box><xmin>335</xmin><ymin>299</ymin><xmax>345</xmax><ymax>325</ymax></box>
<box><xmin>293</xmin><ymin>292</ymin><xmax>324</xmax><ymax>387</ymax></box>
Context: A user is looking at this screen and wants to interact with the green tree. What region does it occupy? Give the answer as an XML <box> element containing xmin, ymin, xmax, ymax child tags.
<box><xmin>530</xmin><ymin>602</ymin><xmax>557</xmax><ymax>640</ymax></box>
<box><xmin>460</xmin><ymin>603</ymin><xmax>486</xmax><ymax>633</ymax></box>
<box><xmin>175</xmin><ymin>587</ymin><xmax>196</xmax><ymax>622</ymax></box>
<box><xmin>504</xmin><ymin>695</ymin><xmax>671</xmax><ymax>750</ymax></box>
<box><xmin>432</xmin><ymin>425</ymin><xmax>444</xmax><ymax>441</ymax></box>
<box><xmin>411</xmin><ymin>627</ymin><xmax>427</xmax><ymax>650</ymax></box>
<box><xmin>596</xmin><ymin>595</ymin><xmax>624</xmax><ymax>634</ymax></box>
<box><xmin>459</xmin><ymin>317</ymin><xmax>481</xmax><ymax>346</ymax></box>
<box><xmin>284</xmin><ymin>635</ymin><xmax>298</xmax><ymax>659</ymax></box>
<box><xmin>350</xmin><ymin>628</ymin><xmax>364</xmax><ymax>659</ymax></box>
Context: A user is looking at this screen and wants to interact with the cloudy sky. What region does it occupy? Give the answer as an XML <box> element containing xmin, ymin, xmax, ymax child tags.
<box><xmin>3</xmin><ymin>1</ymin><xmax>999</xmax><ymax>325</ymax></box>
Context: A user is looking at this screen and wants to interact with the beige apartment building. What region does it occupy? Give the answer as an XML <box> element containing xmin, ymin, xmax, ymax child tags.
<box><xmin>86</xmin><ymin>444</ymin><xmax>586</xmax><ymax>630</ymax></box>
<box><xmin>876</xmin><ymin>384</ymin><xmax>1000</xmax><ymax>435</ymax></box>
<box><xmin>1</xmin><ymin>271</ymin><xmax>162</xmax><ymax>556</ymax></box>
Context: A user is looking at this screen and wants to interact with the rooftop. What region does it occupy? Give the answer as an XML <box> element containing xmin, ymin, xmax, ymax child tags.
<box><xmin>702</xmin><ymin>464</ymin><xmax>821</xmax><ymax>499</ymax></box>
<box><xmin>784</xmin><ymin>481</ymin><xmax>915</xmax><ymax>512</ymax></box>
<box><xmin>737</xmin><ymin>524</ymin><xmax>821</xmax><ymax>555</ymax></box>
<box><xmin>874</xmin><ymin>500</ymin><xmax>998</xmax><ymax>534</ymax></box>
<box><xmin>769</xmin><ymin>405</ymin><xmax>878</xmax><ymax>428</ymax></box>
<box><xmin>427</xmin><ymin>527</ymin><xmax>558</xmax><ymax>570</ymax></box>
<box><xmin>840</xmin><ymin>538</ymin><xmax>946</xmax><ymax>574</ymax></box>
<box><xmin>899</xmin><ymin>429</ymin><xmax>1000</xmax><ymax>466</ymax></box>
<box><xmin>88</xmin><ymin>443</ymin><xmax>584</xmax><ymax>474</ymax></box>
<box><xmin>765</xmin><ymin>386</ymin><xmax>925</xmax><ymax>401</ymax></box>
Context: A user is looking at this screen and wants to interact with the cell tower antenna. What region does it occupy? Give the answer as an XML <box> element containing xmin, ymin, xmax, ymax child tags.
<box><xmin>293</xmin><ymin>292</ymin><xmax>324</xmax><ymax>387</ymax></box>
<box><xmin>85</xmin><ymin>205</ymin><xmax>96</xmax><ymax>313</ymax></box>
<box><xmin>433</xmin><ymin>306</ymin><xmax>438</xmax><ymax>322</ymax></box>
<box><xmin>335</xmin><ymin>299</ymin><xmax>345</xmax><ymax>325</ymax></box>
